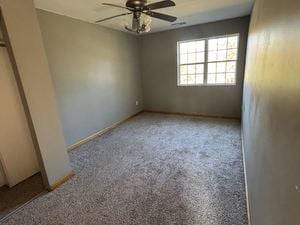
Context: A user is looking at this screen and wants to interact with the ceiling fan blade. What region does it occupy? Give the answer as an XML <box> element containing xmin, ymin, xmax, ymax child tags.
<box><xmin>102</xmin><ymin>3</ymin><xmax>133</xmax><ymax>11</ymax></box>
<box><xmin>144</xmin><ymin>0</ymin><xmax>176</xmax><ymax>10</ymax></box>
<box><xmin>144</xmin><ymin>11</ymin><xmax>177</xmax><ymax>22</ymax></box>
<box><xmin>95</xmin><ymin>12</ymin><xmax>132</xmax><ymax>23</ymax></box>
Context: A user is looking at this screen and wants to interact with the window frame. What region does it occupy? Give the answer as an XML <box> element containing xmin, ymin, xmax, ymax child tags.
<box><xmin>177</xmin><ymin>33</ymin><xmax>240</xmax><ymax>87</ymax></box>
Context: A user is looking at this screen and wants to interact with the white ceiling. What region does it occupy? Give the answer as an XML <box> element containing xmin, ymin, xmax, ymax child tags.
<box><xmin>34</xmin><ymin>0</ymin><xmax>253</xmax><ymax>34</ymax></box>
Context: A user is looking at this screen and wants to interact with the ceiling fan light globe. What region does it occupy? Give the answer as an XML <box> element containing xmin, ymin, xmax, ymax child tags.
<box><xmin>145</xmin><ymin>25</ymin><xmax>151</xmax><ymax>32</ymax></box>
<box><xmin>143</xmin><ymin>15</ymin><xmax>152</xmax><ymax>26</ymax></box>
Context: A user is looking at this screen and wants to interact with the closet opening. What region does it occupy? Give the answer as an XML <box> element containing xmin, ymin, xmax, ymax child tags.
<box><xmin>0</xmin><ymin>10</ymin><xmax>45</xmax><ymax>222</ymax></box>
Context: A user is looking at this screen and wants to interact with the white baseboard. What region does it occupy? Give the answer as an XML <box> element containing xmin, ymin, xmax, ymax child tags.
<box><xmin>241</xmin><ymin>127</ymin><xmax>252</xmax><ymax>225</ymax></box>
<box><xmin>67</xmin><ymin>111</ymin><xmax>143</xmax><ymax>152</ymax></box>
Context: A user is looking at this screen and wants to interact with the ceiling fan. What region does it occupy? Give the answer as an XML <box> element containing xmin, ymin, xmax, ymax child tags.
<box><xmin>96</xmin><ymin>0</ymin><xmax>177</xmax><ymax>34</ymax></box>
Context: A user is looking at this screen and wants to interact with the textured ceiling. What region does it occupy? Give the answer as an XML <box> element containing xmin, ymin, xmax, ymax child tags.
<box><xmin>34</xmin><ymin>0</ymin><xmax>253</xmax><ymax>34</ymax></box>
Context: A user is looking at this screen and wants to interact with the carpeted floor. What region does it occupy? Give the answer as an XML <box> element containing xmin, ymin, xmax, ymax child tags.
<box><xmin>0</xmin><ymin>174</ymin><xmax>45</xmax><ymax>221</ymax></box>
<box><xmin>1</xmin><ymin>112</ymin><xmax>248</xmax><ymax>225</ymax></box>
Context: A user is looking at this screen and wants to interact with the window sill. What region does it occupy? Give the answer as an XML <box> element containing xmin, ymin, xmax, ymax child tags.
<box><xmin>177</xmin><ymin>83</ymin><xmax>237</xmax><ymax>87</ymax></box>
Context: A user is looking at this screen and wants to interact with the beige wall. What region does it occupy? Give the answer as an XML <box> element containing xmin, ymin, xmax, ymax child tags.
<box><xmin>0</xmin><ymin>12</ymin><xmax>6</xmax><ymax>188</ymax></box>
<box><xmin>37</xmin><ymin>10</ymin><xmax>143</xmax><ymax>146</ymax></box>
<box><xmin>0</xmin><ymin>0</ymin><xmax>72</xmax><ymax>187</ymax></box>
<box><xmin>0</xmin><ymin>162</ymin><xmax>5</xmax><ymax>187</ymax></box>
<box><xmin>242</xmin><ymin>0</ymin><xmax>300</xmax><ymax>224</ymax></box>
<box><xmin>139</xmin><ymin>16</ymin><xmax>250</xmax><ymax>118</ymax></box>
<box><xmin>0</xmin><ymin>47</ymin><xmax>39</xmax><ymax>187</ymax></box>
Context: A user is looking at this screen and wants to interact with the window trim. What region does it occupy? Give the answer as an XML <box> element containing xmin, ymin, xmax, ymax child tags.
<box><xmin>177</xmin><ymin>33</ymin><xmax>240</xmax><ymax>87</ymax></box>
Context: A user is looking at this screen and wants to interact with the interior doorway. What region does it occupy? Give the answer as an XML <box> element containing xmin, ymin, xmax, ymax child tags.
<box><xmin>0</xmin><ymin>14</ymin><xmax>45</xmax><ymax>222</ymax></box>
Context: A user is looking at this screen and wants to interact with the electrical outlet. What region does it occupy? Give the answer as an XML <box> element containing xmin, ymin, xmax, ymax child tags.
<box><xmin>136</xmin><ymin>101</ymin><xmax>139</xmax><ymax>106</ymax></box>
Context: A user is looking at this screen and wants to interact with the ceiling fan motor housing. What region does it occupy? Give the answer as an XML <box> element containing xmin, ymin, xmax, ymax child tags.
<box><xmin>126</xmin><ymin>0</ymin><xmax>147</xmax><ymax>9</ymax></box>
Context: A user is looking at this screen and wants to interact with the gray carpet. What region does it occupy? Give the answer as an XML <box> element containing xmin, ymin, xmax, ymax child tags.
<box><xmin>1</xmin><ymin>112</ymin><xmax>248</xmax><ymax>225</ymax></box>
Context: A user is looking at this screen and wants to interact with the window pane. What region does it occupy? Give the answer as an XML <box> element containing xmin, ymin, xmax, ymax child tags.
<box><xmin>188</xmin><ymin>53</ymin><xmax>196</xmax><ymax>64</ymax></box>
<box><xmin>188</xmin><ymin>65</ymin><xmax>195</xmax><ymax>74</ymax></box>
<box><xmin>196</xmin><ymin>64</ymin><xmax>204</xmax><ymax>74</ymax></box>
<box><xmin>226</xmin><ymin>61</ymin><xmax>236</xmax><ymax>73</ymax></box>
<box><xmin>208</xmin><ymin>51</ymin><xmax>217</xmax><ymax>62</ymax></box>
<box><xmin>180</xmin><ymin>75</ymin><xmax>188</xmax><ymax>85</ymax></box>
<box><xmin>180</xmin><ymin>65</ymin><xmax>188</xmax><ymax>75</ymax></box>
<box><xmin>218</xmin><ymin>38</ymin><xmax>227</xmax><ymax>50</ymax></box>
<box><xmin>226</xmin><ymin>73</ymin><xmax>236</xmax><ymax>84</ymax></box>
<box><xmin>180</xmin><ymin>54</ymin><xmax>188</xmax><ymax>64</ymax></box>
<box><xmin>228</xmin><ymin>36</ymin><xmax>238</xmax><ymax>49</ymax></box>
<box><xmin>196</xmin><ymin>41</ymin><xmax>205</xmax><ymax>52</ymax></box>
<box><xmin>208</xmin><ymin>63</ymin><xmax>216</xmax><ymax>73</ymax></box>
<box><xmin>196</xmin><ymin>52</ymin><xmax>205</xmax><ymax>63</ymax></box>
<box><xmin>196</xmin><ymin>74</ymin><xmax>204</xmax><ymax>84</ymax></box>
<box><xmin>187</xmin><ymin>41</ymin><xmax>196</xmax><ymax>53</ymax></box>
<box><xmin>187</xmin><ymin>75</ymin><xmax>195</xmax><ymax>84</ymax></box>
<box><xmin>216</xmin><ymin>73</ymin><xmax>226</xmax><ymax>84</ymax></box>
<box><xmin>208</xmin><ymin>39</ymin><xmax>217</xmax><ymax>51</ymax></box>
<box><xmin>227</xmin><ymin>49</ymin><xmax>238</xmax><ymax>60</ymax></box>
<box><xmin>207</xmin><ymin>74</ymin><xmax>216</xmax><ymax>84</ymax></box>
<box><xmin>180</xmin><ymin>42</ymin><xmax>188</xmax><ymax>54</ymax></box>
<box><xmin>217</xmin><ymin>62</ymin><xmax>226</xmax><ymax>73</ymax></box>
<box><xmin>178</xmin><ymin>35</ymin><xmax>238</xmax><ymax>86</ymax></box>
<box><xmin>217</xmin><ymin>50</ymin><xmax>227</xmax><ymax>61</ymax></box>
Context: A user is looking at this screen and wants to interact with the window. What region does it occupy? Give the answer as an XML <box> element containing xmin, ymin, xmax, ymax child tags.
<box><xmin>177</xmin><ymin>34</ymin><xmax>239</xmax><ymax>86</ymax></box>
